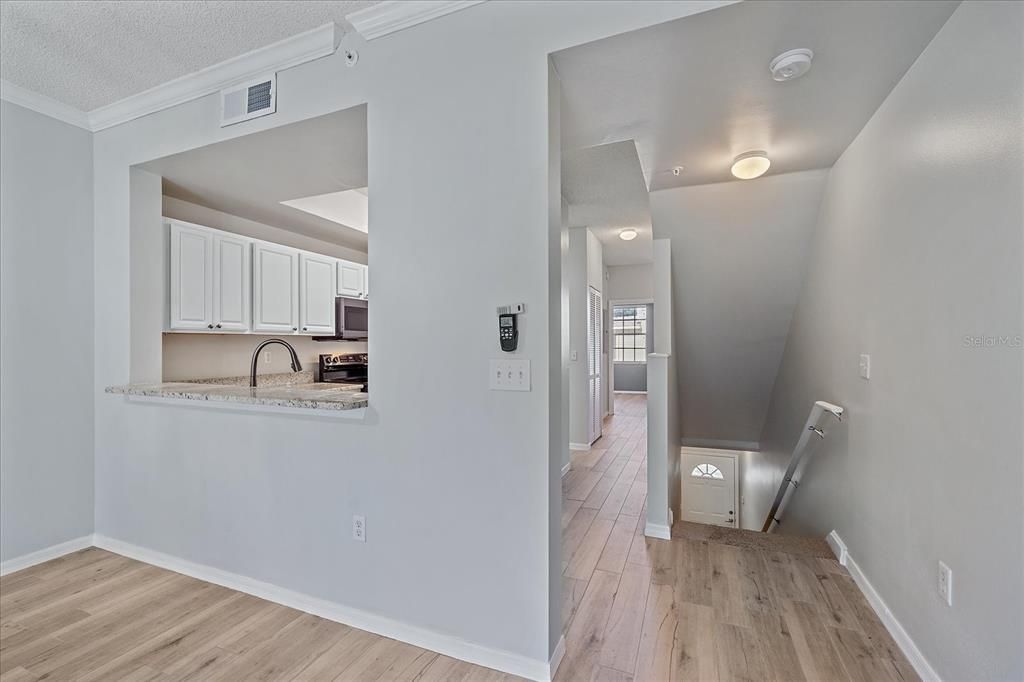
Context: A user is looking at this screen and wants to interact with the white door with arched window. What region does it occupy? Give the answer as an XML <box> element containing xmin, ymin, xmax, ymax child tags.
<box><xmin>681</xmin><ymin>451</ymin><xmax>738</xmax><ymax>527</ymax></box>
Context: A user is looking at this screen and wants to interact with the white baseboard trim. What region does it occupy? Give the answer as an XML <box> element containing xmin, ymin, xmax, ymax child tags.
<box><xmin>644</xmin><ymin>523</ymin><xmax>671</xmax><ymax>540</ymax></box>
<box><xmin>614</xmin><ymin>390</ymin><xmax>647</xmax><ymax>395</ymax></box>
<box><xmin>826</xmin><ymin>531</ymin><xmax>941</xmax><ymax>682</ymax></box>
<box><xmin>561</xmin><ymin>461</ymin><xmax>571</xmax><ymax>478</ymax></box>
<box><xmin>826</xmin><ymin>530</ymin><xmax>848</xmax><ymax>565</ymax></box>
<box><xmin>569</xmin><ymin>442</ymin><xmax>591</xmax><ymax>451</ymax></box>
<box><xmin>548</xmin><ymin>635</ymin><xmax>566</xmax><ymax>679</ymax></box>
<box><xmin>681</xmin><ymin>438</ymin><xmax>759</xmax><ymax>451</ymax></box>
<box><xmin>1</xmin><ymin>535</ymin><xmax>94</xmax><ymax>576</ymax></box>
<box><xmin>92</xmin><ymin>535</ymin><xmax>552</xmax><ymax>680</ymax></box>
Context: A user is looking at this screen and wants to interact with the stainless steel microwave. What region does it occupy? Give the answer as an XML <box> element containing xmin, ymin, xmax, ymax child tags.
<box><xmin>313</xmin><ymin>296</ymin><xmax>367</xmax><ymax>341</ymax></box>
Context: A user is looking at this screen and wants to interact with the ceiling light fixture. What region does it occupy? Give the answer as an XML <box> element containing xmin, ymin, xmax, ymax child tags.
<box><xmin>619</xmin><ymin>228</ymin><xmax>638</xmax><ymax>241</ymax></box>
<box><xmin>672</xmin><ymin>166</ymin><xmax>684</xmax><ymax>176</ymax></box>
<box><xmin>770</xmin><ymin>48</ymin><xmax>814</xmax><ymax>82</ymax></box>
<box><xmin>731</xmin><ymin>151</ymin><xmax>771</xmax><ymax>180</ymax></box>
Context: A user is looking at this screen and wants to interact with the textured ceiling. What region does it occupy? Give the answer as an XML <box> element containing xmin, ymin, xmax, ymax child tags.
<box><xmin>562</xmin><ymin>141</ymin><xmax>652</xmax><ymax>266</ymax></box>
<box><xmin>0</xmin><ymin>1</ymin><xmax>381</xmax><ymax>111</ymax></box>
<box><xmin>554</xmin><ymin>0</ymin><xmax>958</xmax><ymax>190</ymax></box>
<box><xmin>142</xmin><ymin>105</ymin><xmax>368</xmax><ymax>250</ymax></box>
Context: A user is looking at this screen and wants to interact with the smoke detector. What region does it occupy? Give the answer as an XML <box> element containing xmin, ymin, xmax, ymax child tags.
<box><xmin>769</xmin><ymin>48</ymin><xmax>813</xmax><ymax>82</ymax></box>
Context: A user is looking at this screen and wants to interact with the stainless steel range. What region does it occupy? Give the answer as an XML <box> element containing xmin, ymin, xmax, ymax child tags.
<box><xmin>316</xmin><ymin>353</ymin><xmax>368</xmax><ymax>392</ymax></box>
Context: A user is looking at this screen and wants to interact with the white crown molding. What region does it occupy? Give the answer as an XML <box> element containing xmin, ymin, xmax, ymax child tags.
<box><xmin>0</xmin><ymin>79</ymin><xmax>91</xmax><ymax>131</ymax></box>
<box><xmin>88</xmin><ymin>22</ymin><xmax>339</xmax><ymax>132</ymax></box>
<box><xmin>346</xmin><ymin>0</ymin><xmax>486</xmax><ymax>41</ymax></box>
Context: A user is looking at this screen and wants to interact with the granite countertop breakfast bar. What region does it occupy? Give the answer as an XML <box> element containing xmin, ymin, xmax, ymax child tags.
<box><xmin>106</xmin><ymin>371</ymin><xmax>368</xmax><ymax>413</ymax></box>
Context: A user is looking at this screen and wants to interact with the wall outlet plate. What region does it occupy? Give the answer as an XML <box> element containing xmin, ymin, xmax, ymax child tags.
<box><xmin>352</xmin><ymin>515</ymin><xmax>366</xmax><ymax>542</ymax></box>
<box><xmin>938</xmin><ymin>560</ymin><xmax>953</xmax><ymax>606</ymax></box>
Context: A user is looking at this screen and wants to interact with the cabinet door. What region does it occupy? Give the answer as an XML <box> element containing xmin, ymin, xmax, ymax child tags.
<box><xmin>337</xmin><ymin>260</ymin><xmax>367</xmax><ymax>298</ymax></box>
<box><xmin>299</xmin><ymin>253</ymin><xmax>336</xmax><ymax>334</ymax></box>
<box><xmin>169</xmin><ymin>222</ymin><xmax>214</xmax><ymax>330</ymax></box>
<box><xmin>252</xmin><ymin>243</ymin><xmax>299</xmax><ymax>333</ymax></box>
<box><xmin>213</xmin><ymin>235</ymin><xmax>251</xmax><ymax>331</ymax></box>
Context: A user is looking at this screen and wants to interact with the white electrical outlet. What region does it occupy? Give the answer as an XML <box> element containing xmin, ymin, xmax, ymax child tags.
<box><xmin>859</xmin><ymin>354</ymin><xmax>871</xmax><ymax>380</ymax></box>
<box><xmin>352</xmin><ymin>515</ymin><xmax>366</xmax><ymax>542</ymax></box>
<box><xmin>938</xmin><ymin>560</ymin><xmax>953</xmax><ymax>606</ymax></box>
<box><xmin>489</xmin><ymin>359</ymin><xmax>531</xmax><ymax>391</ymax></box>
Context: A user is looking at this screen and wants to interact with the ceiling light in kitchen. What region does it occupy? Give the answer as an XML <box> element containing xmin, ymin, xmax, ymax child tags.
<box><xmin>730</xmin><ymin>151</ymin><xmax>771</xmax><ymax>180</ymax></box>
<box><xmin>619</xmin><ymin>228</ymin><xmax>638</xmax><ymax>241</ymax></box>
<box><xmin>281</xmin><ymin>187</ymin><xmax>368</xmax><ymax>232</ymax></box>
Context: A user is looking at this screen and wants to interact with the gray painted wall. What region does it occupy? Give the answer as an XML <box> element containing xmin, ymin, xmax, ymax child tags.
<box><xmin>0</xmin><ymin>101</ymin><xmax>95</xmax><ymax>562</ymax></box>
<box><xmin>754</xmin><ymin>3</ymin><xmax>1023</xmax><ymax>679</ymax></box>
<box><xmin>650</xmin><ymin>170</ymin><xmax>828</xmax><ymax>448</ymax></box>
<box><xmin>90</xmin><ymin>1</ymin><xmax>726</xmax><ymax>667</ymax></box>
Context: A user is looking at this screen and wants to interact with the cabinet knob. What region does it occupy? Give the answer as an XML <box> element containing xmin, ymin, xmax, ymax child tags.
<box><xmin>207</xmin><ymin>324</ymin><xmax>214</xmax><ymax>329</ymax></box>
<box><xmin>292</xmin><ymin>327</ymin><xmax>298</xmax><ymax>331</ymax></box>
<box><xmin>215</xmin><ymin>324</ymin><xmax>222</xmax><ymax>329</ymax></box>
<box><xmin>302</xmin><ymin>327</ymin><xmax>308</xmax><ymax>331</ymax></box>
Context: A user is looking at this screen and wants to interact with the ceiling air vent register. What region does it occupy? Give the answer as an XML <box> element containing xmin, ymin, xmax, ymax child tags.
<box><xmin>221</xmin><ymin>74</ymin><xmax>276</xmax><ymax>127</ymax></box>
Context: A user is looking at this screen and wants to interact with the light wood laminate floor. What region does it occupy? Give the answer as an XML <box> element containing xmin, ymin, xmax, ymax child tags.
<box><xmin>2</xmin><ymin>392</ymin><xmax>915</xmax><ymax>681</ymax></box>
<box><xmin>556</xmin><ymin>393</ymin><xmax>917</xmax><ymax>682</ymax></box>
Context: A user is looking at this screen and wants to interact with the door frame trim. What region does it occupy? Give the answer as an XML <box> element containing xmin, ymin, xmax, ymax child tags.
<box><xmin>679</xmin><ymin>447</ymin><xmax>740</xmax><ymax>528</ymax></box>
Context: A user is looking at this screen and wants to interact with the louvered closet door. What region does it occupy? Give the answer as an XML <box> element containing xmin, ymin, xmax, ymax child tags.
<box><xmin>587</xmin><ymin>286</ymin><xmax>603</xmax><ymax>444</ymax></box>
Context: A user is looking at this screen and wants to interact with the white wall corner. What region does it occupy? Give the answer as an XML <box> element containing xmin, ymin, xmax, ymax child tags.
<box><xmin>827</xmin><ymin>531</ymin><xmax>941</xmax><ymax>682</ymax></box>
<box><xmin>87</xmin><ymin>22</ymin><xmax>339</xmax><ymax>131</ymax></box>
<box><xmin>346</xmin><ymin>1</ymin><xmax>486</xmax><ymax>41</ymax></box>
<box><xmin>0</xmin><ymin>79</ymin><xmax>91</xmax><ymax>131</ymax></box>
<box><xmin>0</xmin><ymin>535</ymin><xmax>95</xmax><ymax>576</ymax></box>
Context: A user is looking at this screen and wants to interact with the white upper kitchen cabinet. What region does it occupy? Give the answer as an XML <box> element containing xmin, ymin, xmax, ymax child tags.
<box><xmin>299</xmin><ymin>252</ymin><xmax>336</xmax><ymax>334</ymax></box>
<box><xmin>252</xmin><ymin>242</ymin><xmax>299</xmax><ymax>333</ymax></box>
<box><xmin>337</xmin><ymin>260</ymin><xmax>367</xmax><ymax>299</ymax></box>
<box><xmin>169</xmin><ymin>221</ymin><xmax>214</xmax><ymax>330</ymax></box>
<box><xmin>212</xmin><ymin>233</ymin><xmax>251</xmax><ymax>331</ymax></box>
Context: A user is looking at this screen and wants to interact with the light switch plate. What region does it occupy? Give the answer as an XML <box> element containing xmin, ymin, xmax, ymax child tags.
<box><xmin>490</xmin><ymin>359</ymin><xmax>531</xmax><ymax>391</ymax></box>
<box><xmin>570</xmin><ymin>350</ymin><xmax>578</xmax><ymax>361</ymax></box>
<box><xmin>859</xmin><ymin>354</ymin><xmax>871</xmax><ymax>380</ymax></box>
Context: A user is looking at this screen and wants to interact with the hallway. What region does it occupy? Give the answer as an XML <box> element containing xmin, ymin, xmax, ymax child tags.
<box><xmin>557</xmin><ymin>393</ymin><xmax>918</xmax><ymax>681</ymax></box>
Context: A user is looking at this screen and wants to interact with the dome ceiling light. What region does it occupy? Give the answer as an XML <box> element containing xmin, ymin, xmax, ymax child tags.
<box><xmin>619</xmin><ymin>228</ymin><xmax>638</xmax><ymax>241</ymax></box>
<box><xmin>770</xmin><ymin>48</ymin><xmax>814</xmax><ymax>82</ymax></box>
<box><xmin>731</xmin><ymin>151</ymin><xmax>771</xmax><ymax>180</ymax></box>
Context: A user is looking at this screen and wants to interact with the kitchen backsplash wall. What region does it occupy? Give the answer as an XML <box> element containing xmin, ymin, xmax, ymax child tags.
<box><xmin>162</xmin><ymin>333</ymin><xmax>366</xmax><ymax>381</ymax></box>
